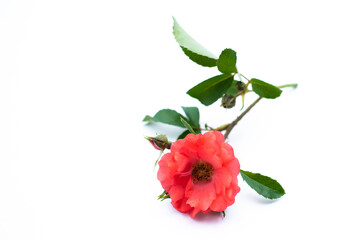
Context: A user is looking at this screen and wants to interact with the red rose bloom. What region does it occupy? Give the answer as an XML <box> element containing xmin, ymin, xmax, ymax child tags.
<box><xmin>157</xmin><ymin>131</ymin><xmax>240</xmax><ymax>218</ymax></box>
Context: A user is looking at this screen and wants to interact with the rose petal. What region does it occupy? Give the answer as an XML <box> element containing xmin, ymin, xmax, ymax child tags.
<box><xmin>174</xmin><ymin>152</ymin><xmax>194</xmax><ymax>172</ymax></box>
<box><xmin>220</xmin><ymin>144</ymin><xmax>235</xmax><ymax>163</ymax></box>
<box><xmin>197</xmin><ymin>146</ymin><xmax>222</xmax><ymax>169</ymax></box>
<box><xmin>189</xmin><ymin>208</ymin><xmax>200</xmax><ymax>218</ymax></box>
<box><xmin>172</xmin><ymin>199</ymin><xmax>192</xmax><ymax>213</ymax></box>
<box><xmin>209</xmin><ymin>131</ymin><xmax>225</xmax><ymax>145</ymax></box>
<box><xmin>186</xmin><ymin>183</ymin><xmax>216</xmax><ymax>211</ymax></box>
<box><xmin>168</xmin><ymin>185</ymin><xmax>185</xmax><ymax>203</ymax></box>
<box><xmin>157</xmin><ymin>153</ymin><xmax>176</xmax><ymax>190</ymax></box>
<box><xmin>210</xmin><ymin>194</ymin><xmax>227</xmax><ymax>212</ymax></box>
<box><xmin>213</xmin><ymin>168</ymin><xmax>232</xmax><ymax>194</ymax></box>
<box><xmin>224</xmin><ymin>157</ymin><xmax>240</xmax><ymax>177</ymax></box>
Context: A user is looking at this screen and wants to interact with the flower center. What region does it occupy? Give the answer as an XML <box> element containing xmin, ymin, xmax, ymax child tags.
<box><xmin>192</xmin><ymin>161</ymin><xmax>214</xmax><ymax>183</ymax></box>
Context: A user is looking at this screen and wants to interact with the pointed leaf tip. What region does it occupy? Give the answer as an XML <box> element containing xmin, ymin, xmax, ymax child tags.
<box><xmin>144</xmin><ymin>109</ymin><xmax>187</xmax><ymax>128</ymax></box>
<box><xmin>172</xmin><ymin>17</ymin><xmax>217</xmax><ymax>67</ymax></box>
<box><xmin>181</xmin><ymin>106</ymin><xmax>200</xmax><ymax>128</ymax></box>
<box><xmin>187</xmin><ymin>73</ymin><xmax>234</xmax><ymax>106</ymax></box>
<box><xmin>240</xmin><ymin>170</ymin><xmax>285</xmax><ymax>199</ymax></box>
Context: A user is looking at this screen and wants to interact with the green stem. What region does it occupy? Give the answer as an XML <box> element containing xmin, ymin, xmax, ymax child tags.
<box><xmin>239</xmin><ymin>73</ymin><xmax>250</xmax><ymax>82</ymax></box>
<box><xmin>214</xmin><ymin>123</ymin><xmax>230</xmax><ymax>132</ymax></box>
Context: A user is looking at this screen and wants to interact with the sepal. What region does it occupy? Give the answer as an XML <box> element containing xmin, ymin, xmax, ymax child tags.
<box><xmin>157</xmin><ymin>190</ymin><xmax>170</xmax><ymax>201</ymax></box>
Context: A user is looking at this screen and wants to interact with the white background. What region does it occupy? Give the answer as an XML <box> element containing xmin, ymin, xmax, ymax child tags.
<box><xmin>1</xmin><ymin>0</ymin><xmax>360</xmax><ymax>239</ymax></box>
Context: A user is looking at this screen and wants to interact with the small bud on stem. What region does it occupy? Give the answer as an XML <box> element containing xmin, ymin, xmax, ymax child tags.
<box><xmin>145</xmin><ymin>135</ymin><xmax>171</xmax><ymax>150</ymax></box>
<box><xmin>235</xmin><ymin>81</ymin><xmax>246</xmax><ymax>93</ymax></box>
<box><xmin>221</xmin><ymin>94</ymin><xmax>236</xmax><ymax>109</ymax></box>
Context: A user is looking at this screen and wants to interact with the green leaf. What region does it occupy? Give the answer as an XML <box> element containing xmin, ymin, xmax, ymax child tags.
<box><xmin>177</xmin><ymin>130</ymin><xmax>191</xmax><ymax>140</ymax></box>
<box><xmin>181</xmin><ymin>106</ymin><xmax>200</xmax><ymax>127</ymax></box>
<box><xmin>143</xmin><ymin>115</ymin><xmax>153</xmax><ymax>122</ymax></box>
<box><xmin>180</xmin><ymin>117</ymin><xmax>196</xmax><ymax>134</ymax></box>
<box><xmin>217</xmin><ymin>48</ymin><xmax>237</xmax><ymax>73</ymax></box>
<box><xmin>187</xmin><ymin>73</ymin><xmax>234</xmax><ymax>106</ymax></box>
<box><xmin>143</xmin><ymin>109</ymin><xmax>186</xmax><ymax>128</ymax></box>
<box><xmin>240</xmin><ymin>170</ymin><xmax>286</xmax><ymax>199</ymax></box>
<box><xmin>181</xmin><ymin>47</ymin><xmax>217</xmax><ymax>67</ymax></box>
<box><xmin>251</xmin><ymin>78</ymin><xmax>282</xmax><ymax>99</ymax></box>
<box><xmin>173</xmin><ymin>17</ymin><xmax>217</xmax><ymax>67</ymax></box>
<box><xmin>226</xmin><ymin>80</ymin><xmax>241</xmax><ymax>95</ymax></box>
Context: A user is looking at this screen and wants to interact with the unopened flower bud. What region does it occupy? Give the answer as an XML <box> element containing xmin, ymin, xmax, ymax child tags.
<box><xmin>235</xmin><ymin>81</ymin><xmax>246</xmax><ymax>93</ymax></box>
<box><xmin>146</xmin><ymin>135</ymin><xmax>171</xmax><ymax>150</ymax></box>
<box><xmin>221</xmin><ymin>94</ymin><xmax>236</xmax><ymax>109</ymax></box>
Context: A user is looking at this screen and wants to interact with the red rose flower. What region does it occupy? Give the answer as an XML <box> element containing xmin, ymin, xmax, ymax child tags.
<box><xmin>157</xmin><ymin>131</ymin><xmax>240</xmax><ymax>218</ymax></box>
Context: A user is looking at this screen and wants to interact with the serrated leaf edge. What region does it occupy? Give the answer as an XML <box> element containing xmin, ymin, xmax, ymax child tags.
<box><xmin>172</xmin><ymin>17</ymin><xmax>217</xmax><ymax>60</ymax></box>
<box><xmin>180</xmin><ymin>46</ymin><xmax>217</xmax><ymax>67</ymax></box>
